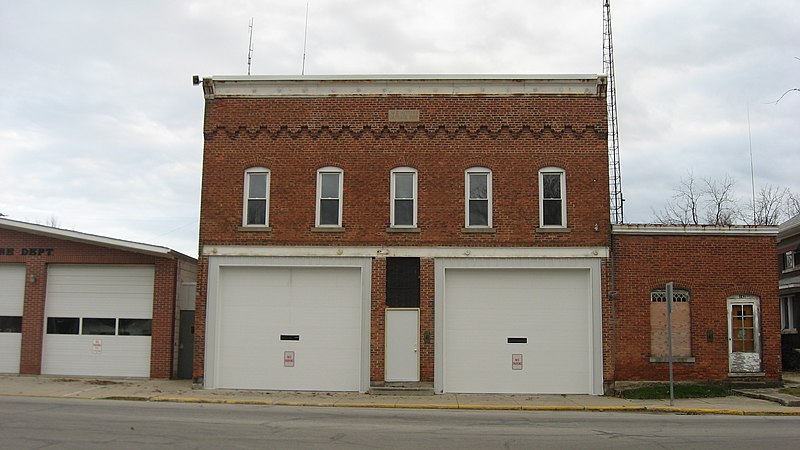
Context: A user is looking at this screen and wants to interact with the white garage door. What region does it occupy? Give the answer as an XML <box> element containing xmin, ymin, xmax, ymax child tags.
<box><xmin>0</xmin><ymin>265</ymin><xmax>25</xmax><ymax>374</ymax></box>
<box><xmin>443</xmin><ymin>268</ymin><xmax>592</xmax><ymax>394</ymax></box>
<box><xmin>214</xmin><ymin>266</ymin><xmax>363</xmax><ymax>391</ymax></box>
<box><xmin>42</xmin><ymin>265</ymin><xmax>154</xmax><ymax>377</ymax></box>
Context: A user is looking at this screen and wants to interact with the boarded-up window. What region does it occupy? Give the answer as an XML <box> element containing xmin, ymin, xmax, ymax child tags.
<box><xmin>650</xmin><ymin>289</ymin><xmax>691</xmax><ymax>358</ymax></box>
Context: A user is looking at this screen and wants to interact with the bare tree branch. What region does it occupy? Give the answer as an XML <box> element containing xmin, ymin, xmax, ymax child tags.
<box><xmin>651</xmin><ymin>171</ymin><xmax>703</xmax><ymax>225</ymax></box>
<box><xmin>787</xmin><ymin>190</ymin><xmax>800</xmax><ymax>219</ymax></box>
<box><xmin>703</xmin><ymin>174</ymin><xmax>739</xmax><ymax>225</ymax></box>
<box><xmin>744</xmin><ymin>184</ymin><xmax>787</xmax><ymax>225</ymax></box>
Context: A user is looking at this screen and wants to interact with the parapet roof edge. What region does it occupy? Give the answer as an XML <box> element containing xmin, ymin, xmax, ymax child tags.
<box><xmin>0</xmin><ymin>217</ymin><xmax>195</xmax><ymax>261</ymax></box>
<box><xmin>612</xmin><ymin>223</ymin><xmax>777</xmax><ymax>236</ymax></box>
<box><xmin>208</xmin><ymin>74</ymin><xmax>604</xmax><ymax>82</ymax></box>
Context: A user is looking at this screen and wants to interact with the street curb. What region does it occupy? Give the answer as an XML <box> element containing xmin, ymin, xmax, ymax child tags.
<box><xmin>5</xmin><ymin>393</ymin><xmax>800</xmax><ymax>416</ymax></box>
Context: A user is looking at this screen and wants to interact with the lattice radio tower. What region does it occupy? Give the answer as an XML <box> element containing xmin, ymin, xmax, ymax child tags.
<box><xmin>604</xmin><ymin>0</ymin><xmax>624</xmax><ymax>224</ymax></box>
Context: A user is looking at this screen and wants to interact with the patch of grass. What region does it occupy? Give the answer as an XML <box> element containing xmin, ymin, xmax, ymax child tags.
<box><xmin>621</xmin><ymin>384</ymin><xmax>729</xmax><ymax>399</ymax></box>
<box><xmin>779</xmin><ymin>387</ymin><xmax>800</xmax><ymax>396</ymax></box>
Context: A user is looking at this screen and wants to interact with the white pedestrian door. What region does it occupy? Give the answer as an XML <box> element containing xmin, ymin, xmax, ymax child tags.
<box><xmin>385</xmin><ymin>309</ymin><xmax>419</xmax><ymax>382</ymax></box>
<box><xmin>727</xmin><ymin>296</ymin><xmax>761</xmax><ymax>374</ymax></box>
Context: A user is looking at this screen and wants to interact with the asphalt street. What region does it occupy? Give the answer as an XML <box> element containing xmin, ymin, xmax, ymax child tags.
<box><xmin>2</xmin><ymin>396</ymin><xmax>800</xmax><ymax>450</ymax></box>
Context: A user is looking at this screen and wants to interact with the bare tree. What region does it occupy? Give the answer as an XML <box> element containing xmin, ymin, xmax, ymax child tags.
<box><xmin>652</xmin><ymin>173</ymin><xmax>796</xmax><ymax>226</ymax></box>
<box><xmin>743</xmin><ymin>184</ymin><xmax>787</xmax><ymax>225</ymax></box>
<box><xmin>703</xmin><ymin>175</ymin><xmax>738</xmax><ymax>225</ymax></box>
<box><xmin>786</xmin><ymin>189</ymin><xmax>800</xmax><ymax>219</ymax></box>
<box><xmin>652</xmin><ymin>171</ymin><xmax>702</xmax><ymax>225</ymax></box>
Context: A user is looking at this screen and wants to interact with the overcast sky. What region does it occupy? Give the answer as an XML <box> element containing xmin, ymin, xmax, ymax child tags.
<box><xmin>1</xmin><ymin>0</ymin><xmax>798</xmax><ymax>257</ymax></box>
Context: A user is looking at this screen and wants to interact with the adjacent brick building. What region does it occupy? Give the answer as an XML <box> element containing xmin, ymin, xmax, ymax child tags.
<box><xmin>194</xmin><ymin>75</ymin><xmax>779</xmax><ymax>394</ymax></box>
<box><xmin>0</xmin><ymin>218</ymin><xmax>196</xmax><ymax>379</ymax></box>
<box><xmin>778</xmin><ymin>214</ymin><xmax>800</xmax><ymax>368</ymax></box>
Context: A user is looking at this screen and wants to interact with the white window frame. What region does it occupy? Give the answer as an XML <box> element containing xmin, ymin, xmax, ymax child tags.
<box><xmin>781</xmin><ymin>295</ymin><xmax>796</xmax><ymax>332</ymax></box>
<box><xmin>785</xmin><ymin>251</ymin><xmax>796</xmax><ymax>272</ymax></box>
<box><xmin>316</xmin><ymin>166</ymin><xmax>344</xmax><ymax>227</ymax></box>
<box><xmin>390</xmin><ymin>167</ymin><xmax>418</xmax><ymax>228</ymax></box>
<box><xmin>464</xmin><ymin>167</ymin><xmax>492</xmax><ymax>228</ymax></box>
<box><xmin>243</xmin><ymin>167</ymin><xmax>270</xmax><ymax>226</ymax></box>
<box><xmin>539</xmin><ymin>167</ymin><xmax>567</xmax><ymax>228</ymax></box>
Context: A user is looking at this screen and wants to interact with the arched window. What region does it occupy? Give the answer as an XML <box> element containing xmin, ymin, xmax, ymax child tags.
<box><xmin>465</xmin><ymin>167</ymin><xmax>492</xmax><ymax>228</ymax></box>
<box><xmin>650</xmin><ymin>287</ymin><xmax>692</xmax><ymax>361</ymax></box>
<box><xmin>538</xmin><ymin>167</ymin><xmax>566</xmax><ymax>228</ymax></box>
<box><xmin>316</xmin><ymin>166</ymin><xmax>343</xmax><ymax>227</ymax></box>
<box><xmin>390</xmin><ymin>167</ymin><xmax>417</xmax><ymax>227</ymax></box>
<box><xmin>243</xmin><ymin>167</ymin><xmax>270</xmax><ymax>226</ymax></box>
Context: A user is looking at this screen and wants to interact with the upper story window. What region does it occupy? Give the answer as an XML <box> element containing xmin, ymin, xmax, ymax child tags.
<box><xmin>465</xmin><ymin>167</ymin><xmax>492</xmax><ymax>228</ymax></box>
<box><xmin>539</xmin><ymin>167</ymin><xmax>566</xmax><ymax>228</ymax></box>
<box><xmin>316</xmin><ymin>167</ymin><xmax>343</xmax><ymax>227</ymax></box>
<box><xmin>391</xmin><ymin>167</ymin><xmax>417</xmax><ymax>227</ymax></box>
<box><xmin>243</xmin><ymin>168</ymin><xmax>270</xmax><ymax>226</ymax></box>
<box><xmin>785</xmin><ymin>251</ymin><xmax>796</xmax><ymax>272</ymax></box>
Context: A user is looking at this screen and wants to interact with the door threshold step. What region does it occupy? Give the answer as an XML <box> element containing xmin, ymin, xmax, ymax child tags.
<box><xmin>369</xmin><ymin>383</ymin><xmax>435</xmax><ymax>396</ymax></box>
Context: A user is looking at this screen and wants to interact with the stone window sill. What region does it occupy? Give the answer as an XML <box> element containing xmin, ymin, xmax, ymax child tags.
<box><xmin>782</xmin><ymin>329</ymin><xmax>798</xmax><ymax>335</ymax></box>
<box><xmin>386</xmin><ymin>227</ymin><xmax>421</xmax><ymax>233</ymax></box>
<box><xmin>461</xmin><ymin>227</ymin><xmax>495</xmax><ymax>234</ymax></box>
<box><xmin>311</xmin><ymin>227</ymin><xmax>345</xmax><ymax>233</ymax></box>
<box><xmin>649</xmin><ymin>356</ymin><xmax>696</xmax><ymax>363</ymax></box>
<box><xmin>536</xmin><ymin>227</ymin><xmax>571</xmax><ymax>234</ymax></box>
<box><xmin>237</xmin><ymin>226</ymin><xmax>272</xmax><ymax>232</ymax></box>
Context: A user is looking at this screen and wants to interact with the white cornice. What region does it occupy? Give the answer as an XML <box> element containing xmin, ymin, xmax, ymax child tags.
<box><xmin>202</xmin><ymin>74</ymin><xmax>606</xmax><ymax>99</ymax></box>
<box><xmin>202</xmin><ymin>245</ymin><xmax>609</xmax><ymax>259</ymax></box>
<box><xmin>612</xmin><ymin>224</ymin><xmax>777</xmax><ymax>236</ymax></box>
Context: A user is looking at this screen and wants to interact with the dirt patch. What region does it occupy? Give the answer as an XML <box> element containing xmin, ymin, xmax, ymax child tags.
<box><xmin>87</xmin><ymin>379</ymin><xmax>129</xmax><ymax>386</ymax></box>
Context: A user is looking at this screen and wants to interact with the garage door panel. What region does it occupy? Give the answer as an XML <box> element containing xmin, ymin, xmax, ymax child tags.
<box><xmin>42</xmin><ymin>336</ymin><xmax>151</xmax><ymax>377</ymax></box>
<box><xmin>0</xmin><ymin>265</ymin><xmax>25</xmax><ymax>374</ymax></box>
<box><xmin>43</xmin><ymin>265</ymin><xmax>154</xmax><ymax>377</ymax></box>
<box><xmin>216</xmin><ymin>265</ymin><xmax>362</xmax><ymax>391</ymax></box>
<box><xmin>444</xmin><ymin>268</ymin><xmax>592</xmax><ymax>394</ymax></box>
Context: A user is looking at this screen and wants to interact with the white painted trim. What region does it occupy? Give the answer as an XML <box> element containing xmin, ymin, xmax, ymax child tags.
<box><xmin>613</xmin><ymin>224</ymin><xmax>777</xmax><ymax>236</ymax></box>
<box><xmin>0</xmin><ymin>218</ymin><xmax>186</xmax><ymax>259</ymax></box>
<box><xmin>539</xmin><ymin>167</ymin><xmax>567</xmax><ymax>229</ymax></box>
<box><xmin>204</xmin><ymin>256</ymin><xmax>372</xmax><ymax>392</ymax></box>
<box><xmin>316</xmin><ymin>167</ymin><xmax>343</xmax><ymax>227</ymax></box>
<box><xmin>202</xmin><ymin>245</ymin><xmax>610</xmax><ymax>259</ymax></box>
<box><xmin>203</xmin><ymin>75</ymin><xmax>606</xmax><ymax>99</ymax></box>
<box><xmin>465</xmin><ymin>167</ymin><xmax>492</xmax><ymax>228</ymax></box>
<box><xmin>242</xmin><ymin>167</ymin><xmax>270</xmax><ymax>227</ymax></box>
<box><xmin>390</xmin><ymin>167</ymin><xmax>418</xmax><ymax>228</ymax></box>
<box><xmin>433</xmin><ymin>257</ymin><xmax>604</xmax><ymax>395</ymax></box>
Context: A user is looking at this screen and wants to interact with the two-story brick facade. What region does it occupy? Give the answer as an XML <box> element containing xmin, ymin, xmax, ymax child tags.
<box><xmin>195</xmin><ymin>75</ymin><xmax>779</xmax><ymax>394</ymax></box>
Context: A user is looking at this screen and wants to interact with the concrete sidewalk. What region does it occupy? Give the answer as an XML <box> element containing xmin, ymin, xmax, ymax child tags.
<box><xmin>2</xmin><ymin>375</ymin><xmax>800</xmax><ymax>416</ymax></box>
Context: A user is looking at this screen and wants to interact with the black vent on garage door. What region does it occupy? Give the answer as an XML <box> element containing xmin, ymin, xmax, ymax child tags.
<box><xmin>386</xmin><ymin>257</ymin><xmax>420</xmax><ymax>308</ymax></box>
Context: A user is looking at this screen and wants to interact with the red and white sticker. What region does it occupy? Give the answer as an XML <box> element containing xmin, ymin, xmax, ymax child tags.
<box><xmin>512</xmin><ymin>354</ymin><xmax>523</xmax><ymax>370</ymax></box>
<box><xmin>284</xmin><ymin>351</ymin><xmax>295</xmax><ymax>367</ymax></box>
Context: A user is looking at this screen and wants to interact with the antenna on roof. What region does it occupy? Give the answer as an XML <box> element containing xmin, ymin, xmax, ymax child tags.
<box><xmin>301</xmin><ymin>3</ymin><xmax>309</xmax><ymax>75</ymax></box>
<box><xmin>247</xmin><ymin>18</ymin><xmax>254</xmax><ymax>75</ymax></box>
<box><xmin>604</xmin><ymin>0</ymin><xmax>624</xmax><ymax>224</ymax></box>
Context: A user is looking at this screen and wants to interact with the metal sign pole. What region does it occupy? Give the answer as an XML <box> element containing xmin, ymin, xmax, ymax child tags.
<box><xmin>666</xmin><ymin>282</ymin><xmax>674</xmax><ymax>406</ymax></box>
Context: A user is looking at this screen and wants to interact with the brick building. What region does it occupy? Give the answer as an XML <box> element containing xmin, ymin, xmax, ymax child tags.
<box><xmin>195</xmin><ymin>75</ymin><xmax>779</xmax><ymax>394</ymax></box>
<box><xmin>778</xmin><ymin>214</ymin><xmax>800</xmax><ymax>368</ymax></box>
<box><xmin>0</xmin><ymin>218</ymin><xmax>196</xmax><ymax>379</ymax></box>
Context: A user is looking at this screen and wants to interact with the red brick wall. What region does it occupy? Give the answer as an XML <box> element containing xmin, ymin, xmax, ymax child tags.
<box><xmin>0</xmin><ymin>227</ymin><xmax>186</xmax><ymax>378</ymax></box>
<box><xmin>611</xmin><ymin>233</ymin><xmax>780</xmax><ymax>383</ymax></box>
<box><xmin>199</xmin><ymin>96</ymin><xmax>610</xmax><ymax>249</ymax></box>
<box><xmin>195</xmin><ymin>93</ymin><xmax>611</xmax><ymax>384</ymax></box>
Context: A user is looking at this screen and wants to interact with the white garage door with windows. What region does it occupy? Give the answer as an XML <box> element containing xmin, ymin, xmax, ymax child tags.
<box><xmin>436</xmin><ymin>258</ymin><xmax>603</xmax><ymax>395</ymax></box>
<box><xmin>42</xmin><ymin>265</ymin><xmax>155</xmax><ymax>377</ymax></box>
<box><xmin>0</xmin><ymin>264</ymin><xmax>25</xmax><ymax>374</ymax></box>
<box><xmin>205</xmin><ymin>257</ymin><xmax>371</xmax><ymax>392</ymax></box>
